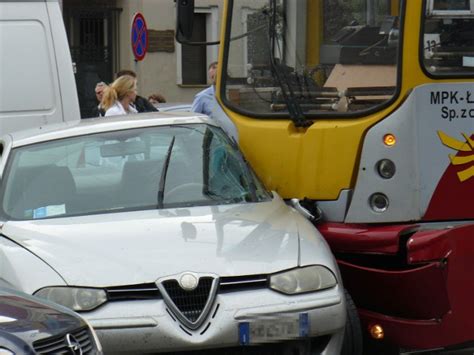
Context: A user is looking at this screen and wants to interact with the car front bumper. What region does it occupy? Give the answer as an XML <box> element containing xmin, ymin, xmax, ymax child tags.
<box><xmin>86</xmin><ymin>285</ymin><xmax>345</xmax><ymax>354</ymax></box>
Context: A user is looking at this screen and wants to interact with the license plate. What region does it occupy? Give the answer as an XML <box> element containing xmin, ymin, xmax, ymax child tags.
<box><xmin>239</xmin><ymin>313</ymin><xmax>309</xmax><ymax>345</ymax></box>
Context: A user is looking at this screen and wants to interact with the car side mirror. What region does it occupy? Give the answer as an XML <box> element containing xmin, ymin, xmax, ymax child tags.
<box><xmin>176</xmin><ymin>0</ymin><xmax>194</xmax><ymax>41</ymax></box>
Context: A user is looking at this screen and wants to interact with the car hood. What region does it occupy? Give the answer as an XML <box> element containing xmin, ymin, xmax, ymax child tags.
<box><xmin>3</xmin><ymin>196</ymin><xmax>303</xmax><ymax>287</ymax></box>
<box><xmin>0</xmin><ymin>288</ymin><xmax>81</xmax><ymax>340</ymax></box>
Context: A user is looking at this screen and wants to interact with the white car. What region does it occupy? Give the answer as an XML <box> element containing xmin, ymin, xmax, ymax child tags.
<box><xmin>0</xmin><ymin>113</ymin><xmax>351</xmax><ymax>354</ymax></box>
<box><xmin>155</xmin><ymin>102</ymin><xmax>192</xmax><ymax>112</ymax></box>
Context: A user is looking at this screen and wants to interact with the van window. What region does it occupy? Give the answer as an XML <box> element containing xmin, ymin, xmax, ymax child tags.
<box><xmin>0</xmin><ymin>21</ymin><xmax>55</xmax><ymax>112</ymax></box>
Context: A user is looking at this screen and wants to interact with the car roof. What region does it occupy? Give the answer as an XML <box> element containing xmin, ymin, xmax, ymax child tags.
<box><xmin>155</xmin><ymin>103</ymin><xmax>192</xmax><ymax>112</ymax></box>
<box><xmin>8</xmin><ymin>111</ymin><xmax>213</xmax><ymax>147</ymax></box>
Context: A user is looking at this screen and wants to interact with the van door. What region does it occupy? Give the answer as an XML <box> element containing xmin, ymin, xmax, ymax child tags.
<box><xmin>0</xmin><ymin>0</ymin><xmax>80</xmax><ymax>134</ymax></box>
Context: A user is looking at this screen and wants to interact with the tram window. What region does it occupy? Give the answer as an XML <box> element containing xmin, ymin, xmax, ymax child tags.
<box><xmin>433</xmin><ymin>0</ymin><xmax>471</xmax><ymax>11</ymax></box>
<box><xmin>222</xmin><ymin>0</ymin><xmax>401</xmax><ymax>117</ymax></box>
<box><xmin>422</xmin><ymin>0</ymin><xmax>474</xmax><ymax>76</ymax></box>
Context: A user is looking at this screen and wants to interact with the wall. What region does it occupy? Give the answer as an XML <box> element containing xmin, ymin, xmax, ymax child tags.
<box><xmin>115</xmin><ymin>0</ymin><xmax>222</xmax><ymax>103</ymax></box>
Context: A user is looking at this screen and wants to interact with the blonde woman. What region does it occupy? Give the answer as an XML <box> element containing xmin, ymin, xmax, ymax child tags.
<box><xmin>102</xmin><ymin>75</ymin><xmax>138</xmax><ymax>117</ymax></box>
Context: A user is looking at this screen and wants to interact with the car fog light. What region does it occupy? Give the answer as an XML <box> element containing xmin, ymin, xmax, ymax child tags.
<box><xmin>369</xmin><ymin>193</ymin><xmax>389</xmax><ymax>213</ymax></box>
<box><xmin>369</xmin><ymin>324</ymin><xmax>384</xmax><ymax>340</ymax></box>
<box><xmin>376</xmin><ymin>159</ymin><xmax>396</xmax><ymax>179</ymax></box>
<box><xmin>35</xmin><ymin>287</ymin><xmax>107</xmax><ymax>311</ymax></box>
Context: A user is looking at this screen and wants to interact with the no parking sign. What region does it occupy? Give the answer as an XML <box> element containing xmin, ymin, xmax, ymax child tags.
<box><xmin>131</xmin><ymin>13</ymin><xmax>148</xmax><ymax>61</ymax></box>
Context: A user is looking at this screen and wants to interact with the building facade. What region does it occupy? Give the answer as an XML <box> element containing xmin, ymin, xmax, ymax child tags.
<box><xmin>62</xmin><ymin>0</ymin><xmax>222</xmax><ymax>117</ymax></box>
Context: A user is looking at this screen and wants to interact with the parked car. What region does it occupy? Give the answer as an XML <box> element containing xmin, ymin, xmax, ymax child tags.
<box><xmin>0</xmin><ymin>286</ymin><xmax>102</xmax><ymax>354</ymax></box>
<box><xmin>155</xmin><ymin>102</ymin><xmax>192</xmax><ymax>112</ymax></box>
<box><xmin>0</xmin><ymin>113</ymin><xmax>350</xmax><ymax>354</ymax></box>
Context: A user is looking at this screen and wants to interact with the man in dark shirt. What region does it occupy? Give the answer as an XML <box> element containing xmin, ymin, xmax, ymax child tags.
<box><xmin>116</xmin><ymin>69</ymin><xmax>158</xmax><ymax>113</ymax></box>
<box><xmin>89</xmin><ymin>81</ymin><xmax>107</xmax><ymax>118</ymax></box>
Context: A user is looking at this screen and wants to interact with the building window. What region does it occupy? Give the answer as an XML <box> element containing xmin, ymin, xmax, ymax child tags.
<box><xmin>63</xmin><ymin>2</ymin><xmax>121</xmax><ymax>118</ymax></box>
<box><xmin>177</xmin><ymin>6</ymin><xmax>218</xmax><ymax>86</ymax></box>
<box><xmin>181</xmin><ymin>13</ymin><xmax>207</xmax><ymax>85</ymax></box>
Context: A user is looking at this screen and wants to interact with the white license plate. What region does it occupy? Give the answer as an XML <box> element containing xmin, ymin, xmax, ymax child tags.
<box><xmin>239</xmin><ymin>313</ymin><xmax>309</xmax><ymax>345</ymax></box>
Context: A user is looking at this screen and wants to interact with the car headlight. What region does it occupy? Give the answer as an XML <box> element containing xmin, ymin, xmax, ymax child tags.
<box><xmin>270</xmin><ymin>266</ymin><xmax>337</xmax><ymax>295</ymax></box>
<box><xmin>34</xmin><ymin>287</ymin><xmax>107</xmax><ymax>311</ymax></box>
<box><xmin>0</xmin><ymin>348</ymin><xmax>14</xmax><ymax>355</ymax></box>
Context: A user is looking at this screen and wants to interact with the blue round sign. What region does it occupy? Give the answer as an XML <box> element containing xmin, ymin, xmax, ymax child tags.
<box><xmin>131</xmin><ymin>13</ymin><xmax>148</xmax><ymax>61</ymax></box>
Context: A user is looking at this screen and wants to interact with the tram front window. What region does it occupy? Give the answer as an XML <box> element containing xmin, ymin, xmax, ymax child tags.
<box><xmin>221</xmin><ymin>0</ymin><xmax>402</xmax><ymax>118</ymax></box>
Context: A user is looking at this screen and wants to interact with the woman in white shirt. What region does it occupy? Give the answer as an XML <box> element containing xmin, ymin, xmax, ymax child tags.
<box><xmin>102</xmin><ymin>75</ymin><xmax>138</xmax><ymax>117</ymax></box>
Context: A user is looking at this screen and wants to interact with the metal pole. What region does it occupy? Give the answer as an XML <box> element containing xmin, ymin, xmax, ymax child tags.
<box><xmin>367</xmin><ymin>0</ymin><xmax>376</xmax><ymax>25</ymax></box>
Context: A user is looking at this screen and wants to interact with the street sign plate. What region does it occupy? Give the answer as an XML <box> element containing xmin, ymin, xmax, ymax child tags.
<box><xmin>131</xmin><ymin>12</ymin><xmax>148</xmax><ymax>61</ymax></box>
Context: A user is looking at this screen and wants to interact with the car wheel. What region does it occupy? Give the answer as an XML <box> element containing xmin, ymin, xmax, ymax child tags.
<box><xmin>341</xmin><ymin>289</ymin><xmax>363</xmax><ymax>355</ymax></box>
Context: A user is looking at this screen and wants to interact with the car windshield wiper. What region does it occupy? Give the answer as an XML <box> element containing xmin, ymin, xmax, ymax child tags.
<box><xmin>157</xmin><ymin>136</ymin><xmax>176</xmax><ymax>209</ymax></box>
<box><xmin>268</xmin><ymin>0</ymin><xmax>311</xmax><ymax>128</ymax></box>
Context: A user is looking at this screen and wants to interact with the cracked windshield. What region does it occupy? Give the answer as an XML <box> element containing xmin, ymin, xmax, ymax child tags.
<box><xmin>223</xmin><ymin>0</ymin><xmax>401</xmax><ymax>117</ymax></box>
<box><xmin>1</xmin><ymin>124</ymin><xmax>269</xmax><ymax>220</ymax></box>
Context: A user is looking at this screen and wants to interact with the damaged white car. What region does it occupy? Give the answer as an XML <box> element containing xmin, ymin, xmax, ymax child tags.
<box><xmin>0</xmin><ymin>114</ymin><xmax>354</xmax><ymax>354</ymax></box>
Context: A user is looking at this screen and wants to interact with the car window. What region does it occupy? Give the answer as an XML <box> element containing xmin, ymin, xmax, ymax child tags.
<box><xmin>206</xmin><ymin>129</ymin><xmax>268</xmax><ymax>203</ymax></box>
<box><xmin>1</xmin><ymin>124</ymin><xmax>270</xmax><ymax>220</ymax></box>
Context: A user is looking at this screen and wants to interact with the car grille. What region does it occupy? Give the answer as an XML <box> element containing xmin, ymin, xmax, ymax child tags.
<box><xmin>162</xmin><ymin>277</ymin><xmax>213</xmax><ymax>322</ymax></box>
<box><xmin>33</xmin><ymin>326</ymin><xmax>94</xmax><ymax>354</ymax></box>
<box><xmin>219</xmin><ymin>274</ymin><xmax>268</xmax><ymax>292</ymax></box>
<box><xmin>103</xmin><ymin>275</ymin><xmax>269</xmax><ymax>331</ymax></box>
<box><xmin>105</xmin><ymin>275</ymin><xmax>268</xmax><ymax>301</ymax></box>
<box><xmin>106</xmin><ymin>282</ymin><xmax>161</xmax><ymax>301</ymax></box>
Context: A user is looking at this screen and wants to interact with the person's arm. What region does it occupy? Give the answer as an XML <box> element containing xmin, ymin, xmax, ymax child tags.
<box><xmin>135</xmin><ymin>96</ymin><xmax>158</xmax><ymax>112</ymax></box>
<box><xmin>142</xmin><ymin>97</ymin><xmax>158</xmax><ymax>112</ymax></box>
<box><xmin>191</xmin><ymin>95</ymin><xmax>203</xmax><ymax>113</ymax></box>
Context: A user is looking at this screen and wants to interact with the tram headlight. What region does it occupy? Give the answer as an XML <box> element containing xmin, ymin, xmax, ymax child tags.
<box><xmin>376</xmin><ymin>159</ymin><xmax>396</xmax><ymax>179</ymax></box>
<box><xmin>369</xmin><ymin>193</ymin><xmax>389</xmax><ymax>213</ymax></box>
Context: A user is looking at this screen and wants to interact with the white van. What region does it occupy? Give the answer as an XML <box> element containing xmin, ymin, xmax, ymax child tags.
<box><xmin>0</xmin><ymin>0</ymin><xmax>80</xmax><ymax>134</ymax></box>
